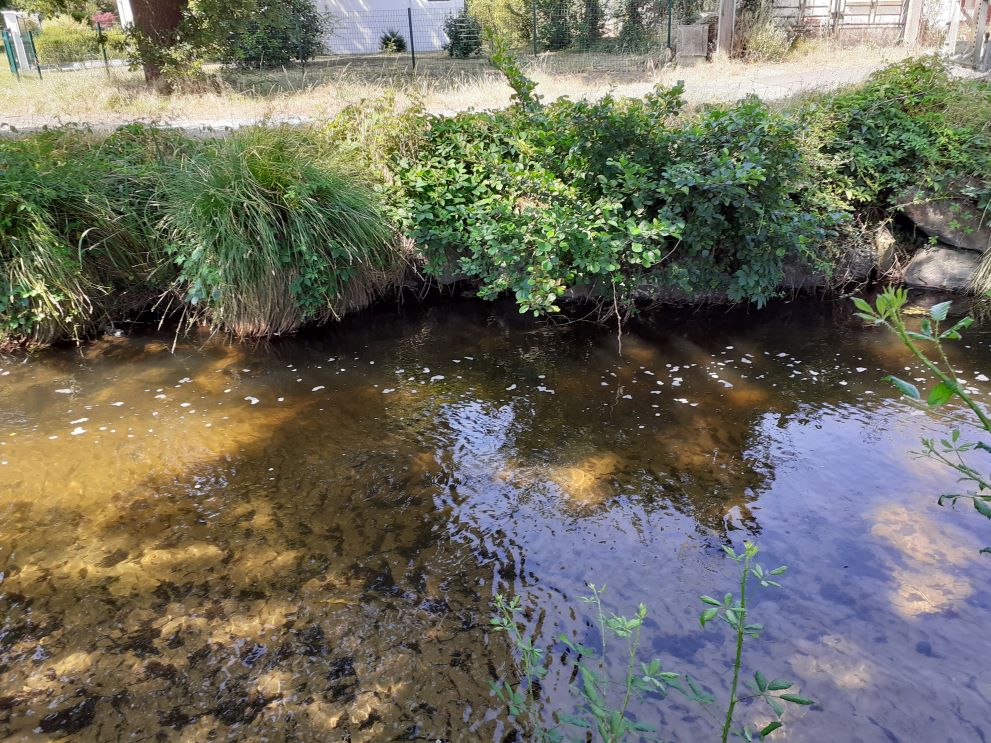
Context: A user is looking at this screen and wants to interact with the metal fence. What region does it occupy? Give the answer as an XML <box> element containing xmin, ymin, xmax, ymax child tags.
<box><xmin>317</xmin><ymin>0</ymin><xmax>715</xmax><ymax>74</ymax></box>
<box><xmin>2</xmin><ymin>0</ymin><xmax>959</xmax><ymax>85</ymax></box>
<box><xmin>2</xmin><ymin>18</ymin><xmax>125</xmax><ymax>79</ymax></box>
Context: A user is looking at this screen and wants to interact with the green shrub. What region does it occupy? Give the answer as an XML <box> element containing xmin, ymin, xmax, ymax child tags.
<box><xmin>35</xmin><ymin>15</ymin><xmax>98</xmax><ymax>66</ymax></box>
<box><xmin>469</xmin><ymin>0</ymin><xmax>531</xmax><ymax>44</ymax></box>
<box><xmin>443</xmin><ymin>9</ymin><xmax>483</xmax><ymax>58</ymax></box>
<box><xmin>397</xmin><ymin>80</ymin><xmax>834</xmax><ymax>314</ymax></box>
<box><xmin>161</xmin><ymin>126</ymin><xmax>398</xmax><ymax>337</ymax></box>
<box><xmin>379</xmin><ymin>29</ymin><xmax>407</xmax><ymax>53</ymax></box>
<box><xmin>801</xmin><ymin>57</ymin><xmax>990</xmax><ymax>210</ymax></box>
<box><xmin>180</xmin><ymin>0</ymin><xmax>330</xmax><ymax>69</ymax></box>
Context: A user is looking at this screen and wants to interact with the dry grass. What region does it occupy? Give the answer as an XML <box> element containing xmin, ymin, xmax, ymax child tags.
<box><xmin>0</xmin><ymin>42</ymin><xmax>918</xmax><ymax>130</ymax></box>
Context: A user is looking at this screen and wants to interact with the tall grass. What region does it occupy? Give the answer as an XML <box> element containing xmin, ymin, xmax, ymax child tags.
<box><xmin>0</xmin><ymin>128</ymin><xmax>168</xmax><ymax>344</ymax></box>
<box><xmin>161</xmin><ymin>126</ymin><xmax>399</xmax><ymax>337</ymax></box>
<box><xmin>1</xmin><ymin>124</ymin><xmax>400</xmax><ymax>344</ymax></box>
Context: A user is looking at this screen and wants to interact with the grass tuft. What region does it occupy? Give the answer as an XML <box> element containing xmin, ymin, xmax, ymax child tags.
<box><xmin>162</xmin><ymin>125</ymin><xmax>399</xmax><ymax>337</ymax></box>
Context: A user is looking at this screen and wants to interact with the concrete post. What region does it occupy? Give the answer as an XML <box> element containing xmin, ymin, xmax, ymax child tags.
<box><xmin>716</xmin><ymin>0</ymin><xmax>735</xmax><ymax>54</ymax></box>
<box><xmin>902</xmin><ymin>0</ymin><xmax>924</xmax><ymax>46</ymax></box>
<box><xmin>976</xmin><ymin>0</ymin><xmax>989</xmax><ymax>69</ymax></box>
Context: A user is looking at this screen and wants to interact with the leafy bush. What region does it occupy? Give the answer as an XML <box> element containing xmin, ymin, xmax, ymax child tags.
<box><xmin>1</xmin><ymin>58</ymin><xmax>986</xmax><ymax>344</ymax></box>
<box><xmin>183</xmin><ymin>0</ymin><xmax>330</xmax><ymax>69</ymax></box>
<box><xmin>397</xmin><ymin>74</ymin><xmax>834</xmax><ymax>314</ymax></box>
<box><xmin>443</xmin><ymin>9</ymin><xmax>483</xmax><ymax>58</ymax></box>
<box><xmin>617</xmin><ymin>0</ymin><xmax>668</xmax><ymax>53</ymax></box>
<box><xmin>468</xmin><ymin>0</ymin><xmax>531</xmax><ymax>44</ymax></box>
<box><xmin>800</xmin><ymin>57</ymin><xmax>990</xmax><ymax>210</ymax></box>
<box><xmin>35</xmin><ymin>14</ymin><xmax>125</xmax><ymax>66</ymax></box>
<box><xmin>161</xmin><ymin>126</ymin><xmax>398</xmax><ymax>337</ymax></box>
<box><xmin>379</xmin><ymin>29</ymin><xmax>407</xmax><ymax>53</ymax></box>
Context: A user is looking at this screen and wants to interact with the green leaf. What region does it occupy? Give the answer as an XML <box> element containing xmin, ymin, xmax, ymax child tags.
<box><xmin>780</xmin><ymin>694</ymin><xmax>815</xmax><ymax>706</ymax></box>
<box><xmin>767</xmin><ymin>679</ymin><xmax>792</xmax><ymax>691</ymax></box>
<box><xmin>927</xmin><ymin>381</ymin><xmax>955</xmax><ymax>407</ymax></box>
<box><xmin>700</xmin><ymin>595</ymin><xmax>722</xmax><ymax>606</ymax></box>
<box><xmin>930</xmin><ymin>300</ymin><xmax>952</xmax><ymax>322</ymax></box>
<box><xmin>851</xmin><ymin>297</ymin><xmax>874</xmax><ymax>315</ymax></box>
<box><xmin>974</xmin><ymin>498</ymin><xmax>991</xmax><ymax>519</ymax></box>
<box><xmin>700</xmin><ymin>607</ymin><xmax>719</xmax><ymax>626</ymax></box>
<box><xmin>759</xmin><ymin>721</ymin><xmax>784</xmax><ymax>738</ymax></box>
<box><xmin>886</xmin><ymin>376</ymin><xmax>920</xmax><ymax>400</ymax></box>
<box><xmin>754</xmin><ymin>671</ymin><xmax>768</xmax><ymax>692</ymax></box>
<box><xmin>558</xmin><ymin>713</ymin><xmax>592</xmax><ymax>729</ymax></box>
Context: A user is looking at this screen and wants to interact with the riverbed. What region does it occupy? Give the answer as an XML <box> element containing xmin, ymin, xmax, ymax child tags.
<box><xmin>0</xmin><ymin>298</ymin><xmax>988</xmax><ymax>741</ymax></box>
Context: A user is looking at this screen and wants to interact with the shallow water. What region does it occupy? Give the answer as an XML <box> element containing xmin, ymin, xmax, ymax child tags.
<box><xmin>1</xmin><ymin>298</ymin><xmax>989</xmax><ymax>742</ymax></box>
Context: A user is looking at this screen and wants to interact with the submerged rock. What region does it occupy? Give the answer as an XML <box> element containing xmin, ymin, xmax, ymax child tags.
<box><xmin>38</xmin><ymin>696</ymin><xmax>98</xmax><ymax>735</ymax></box>
<box><xmin>903</xmin><ymin>245</ymin><xmax>980</xmax><ymax>292</ymax></box>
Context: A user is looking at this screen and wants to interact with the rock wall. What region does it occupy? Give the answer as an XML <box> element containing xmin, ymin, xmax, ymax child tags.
<box><xmin>898</xmin><ymin>186</ymin><xmax>991</xmax><ymax>294</ymax></box>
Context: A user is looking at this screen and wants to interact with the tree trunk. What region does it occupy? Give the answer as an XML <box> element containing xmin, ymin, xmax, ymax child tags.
<box><xmin>129</xmin><ymin>0</ymin><xmax>186</xmax><ymax>82</ymax></box>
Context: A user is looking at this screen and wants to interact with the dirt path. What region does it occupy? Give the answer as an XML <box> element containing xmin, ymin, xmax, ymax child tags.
<box><xmin>0</xmin><ymin>47</ymin><xmax>925</xmax><ymax>134</ymax></box>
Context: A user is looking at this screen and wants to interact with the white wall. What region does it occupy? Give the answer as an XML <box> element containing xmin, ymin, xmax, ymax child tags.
<box><xmin>315</xmin><ymin>0</ymin><xmax>465</xmax><ymax>54</ymax></box>
<box><xmin>116</xmin><ymin>0</ymin><xmax>135</xmax><ymax>29</ymax></box>
<box><xmin>771</xmin><ymin>0</ymin><xmax>907</xmax><ymax>29</ymax></box>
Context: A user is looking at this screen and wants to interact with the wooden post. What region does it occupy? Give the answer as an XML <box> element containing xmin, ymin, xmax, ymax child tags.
<box><xmin>901</xmin><ymin>0</ymin><xmax>923</xmax><ymax>46</ymax></box>
<box><xmin>716</xmin><ymin>0</ymin><xmax>735</xmax><ymax>54</ymax></box>
<box><xmin>975</xmin><ymin>0</ymin><xmax>989</xmax><ymax>69</ymax></box>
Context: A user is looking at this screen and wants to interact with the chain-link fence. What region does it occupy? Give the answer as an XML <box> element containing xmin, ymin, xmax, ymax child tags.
<box><xmin>318</xmin><ymin>0</ymin><xmax>718</xmax><ymax>74</ymax></box>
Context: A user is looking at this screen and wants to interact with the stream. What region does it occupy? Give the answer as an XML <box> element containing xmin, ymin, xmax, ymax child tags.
<box><xmin>0</xmin><ymin>297</ymin><xmax>989</xmax><ymax>742</ymax></box>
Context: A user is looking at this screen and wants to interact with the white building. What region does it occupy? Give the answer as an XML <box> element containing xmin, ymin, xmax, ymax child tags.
<box><xmin>316</xmin><ymin>0</ymin><xmax>465</xmax><ymax>55</ymax></box>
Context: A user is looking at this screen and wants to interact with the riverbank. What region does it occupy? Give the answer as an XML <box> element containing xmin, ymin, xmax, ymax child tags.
<box><xmin>1</xmin><ymin>55</ymin><xmax>989</xmax><ymax>348</ymax></box>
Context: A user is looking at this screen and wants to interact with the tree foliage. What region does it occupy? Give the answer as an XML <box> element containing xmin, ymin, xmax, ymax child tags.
<box><xmin>183</xmin><ymin>0</ymin><xmax>329</xmax><ymax>68</ymax></box>
<box><xmin>5</xmin><ymin>0</ymin><xmax>114</xmax><ymax>22</ymax></box>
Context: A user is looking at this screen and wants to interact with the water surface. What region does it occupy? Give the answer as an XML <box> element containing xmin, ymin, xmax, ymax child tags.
<box><xmin>1</xmin><ymin>298</ymin><xmax>989</xmax><ymax>742</ymax></box>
